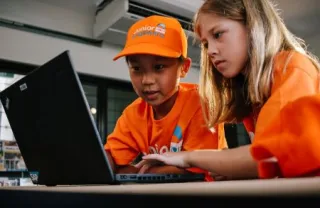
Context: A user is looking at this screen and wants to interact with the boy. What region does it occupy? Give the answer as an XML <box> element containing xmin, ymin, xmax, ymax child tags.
<box><xmin>105</xmin><ymin>15</ymin><xmax>227</xmax><ymax>175</ymax></box>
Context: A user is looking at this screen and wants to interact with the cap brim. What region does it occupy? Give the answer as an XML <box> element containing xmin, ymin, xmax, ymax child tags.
<box><xmin>113</xmin><ymin>43</ymin><xmax>181</xmax><ymax>61</ymax></box>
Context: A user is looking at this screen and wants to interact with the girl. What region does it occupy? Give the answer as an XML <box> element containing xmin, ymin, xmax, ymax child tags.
<box><xmin>136</xmin><ymin>0</ymin><xmax>320</xmax><ymax>180</ymax></box>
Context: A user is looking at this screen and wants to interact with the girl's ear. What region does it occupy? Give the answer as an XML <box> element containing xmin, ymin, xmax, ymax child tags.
<box><xmin>180</xmin><ymin>58</ymin><xmax>192</xmax><ymax>78</ymax></box>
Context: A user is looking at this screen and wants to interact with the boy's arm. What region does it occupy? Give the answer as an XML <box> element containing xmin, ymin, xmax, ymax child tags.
<box><xmin>105</xmin><ymin>114</ymin><xmax>141</xmax><ymax>173</ymax></box>
<box><xmin>106</xmin><ymin>151</ymin><xmax>139</xmax><ymax>173</ymax></box>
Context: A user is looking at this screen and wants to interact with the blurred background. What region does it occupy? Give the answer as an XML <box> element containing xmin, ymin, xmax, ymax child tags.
<box><xmin>0</xmin><ymin>0</ymin><xmax>319</xmax><ymax>186</ymax></box>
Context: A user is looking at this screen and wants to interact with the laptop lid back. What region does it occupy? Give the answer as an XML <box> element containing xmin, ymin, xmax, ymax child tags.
<box><xmin>0</xmin><ymin>51</ymin><xmax>115</xmax><ymax>185</ymax></box>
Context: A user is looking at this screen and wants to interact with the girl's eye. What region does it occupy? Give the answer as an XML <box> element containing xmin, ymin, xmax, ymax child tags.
<box><xmin>202</xmin><ymin>42</ymin><xmax>208</xmax><ymax>49</ymax></box>
<box><xmin>214</xmin><ymin>32</ymin><xmax>223</xmax><ymax>39</ymax></box>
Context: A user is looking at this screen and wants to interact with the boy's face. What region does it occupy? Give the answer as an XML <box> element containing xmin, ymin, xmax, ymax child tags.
<box><xmin>127</xmin><ymin>55</ymin><xmax>190</xmax><ymax>107</ymax></box>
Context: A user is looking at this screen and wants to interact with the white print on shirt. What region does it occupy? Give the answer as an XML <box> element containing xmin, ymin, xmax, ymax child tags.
<box><xmin>148</xmin><ymin>144</ymin><xmax>169</xmax><ymax>155</ymax></box>
<box><xmin>170</xmin><ymin>140</ymin><xmax>183</xmax><ymax>152</ymax></box>
<box><xmin>147</xmin><ymin>140</ymin><xmax>183</xmax><ymax>155</ymax></box>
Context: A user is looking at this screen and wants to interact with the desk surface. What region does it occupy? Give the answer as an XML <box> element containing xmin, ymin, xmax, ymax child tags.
<box><xmin>1</xmin><ymin>177</ymin><xmax>320</xmax><ymax>207</ymax></box>
<box><xmin>2</xmin><ymin>177</ymin><xmax>320</xmax><ymax>196</ymax></box>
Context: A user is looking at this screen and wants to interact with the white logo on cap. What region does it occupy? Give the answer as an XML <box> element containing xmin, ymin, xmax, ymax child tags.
<box><xmin>132</xmin><ymin>23</ymin><xmax>166</xmax><ymax>39</ymax></box>
<box><xmin>133</xmin><ymin>25</ymin><xmax>155</xmax><ymax>35</ymax></box>
<box><xmin>155</xmin><ymin>23</ymin><xmax>166</xmax><ymax>35</ymax></box>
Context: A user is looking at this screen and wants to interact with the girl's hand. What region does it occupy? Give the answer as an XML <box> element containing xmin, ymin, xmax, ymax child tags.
<box><xmin>135</xmin><ymin>151</ymin><xmax>191</xmax><ymax>172</ymax></box>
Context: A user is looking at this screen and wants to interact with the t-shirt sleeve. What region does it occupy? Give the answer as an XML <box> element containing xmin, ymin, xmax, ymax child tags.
<box><xmin>104</xmin><ymin>114</ymin><xmax>139</xmax><ymax>166</ymax></box>
<box><xmin>182</xmin><ymin>108</ymin><xmax>220</xmax><ymax>151</ymax></box>
<box><xmin>251</xmin><ymin>63</ymin><xmax>320</xmax><ymax>178</ymax></box>
<box><xmin>217</xmin><ymin>123</ymin><xmax>228</xmax><ymax>149</ymax></box>
<box><xmin>255</xmin><ymin>94</ymin><xmax>320</xmax><ymax>178</ymax></box>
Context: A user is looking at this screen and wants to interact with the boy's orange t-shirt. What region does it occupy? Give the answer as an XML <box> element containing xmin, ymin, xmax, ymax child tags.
<box><xmin>105</xmin><ymin>83</ymin><xmax>227</xmax><ymax>179</ymax></box>
<box><xmin>245</xmin><ymin>51</ymin><xmax>320</xmax><ymax>178</ymax></box>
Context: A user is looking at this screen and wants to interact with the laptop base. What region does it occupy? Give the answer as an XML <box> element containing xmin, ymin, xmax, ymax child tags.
<box><xmin>116</xmin><ymin>173</ymin><xmax>205</xmax><ymax>183</ymax></box>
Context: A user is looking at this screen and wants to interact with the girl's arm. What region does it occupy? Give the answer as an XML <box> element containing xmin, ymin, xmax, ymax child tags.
<box><xmin>187</xmin><ymin>145</ymin><xmax>258</xmax><ymax>179</ymax></box>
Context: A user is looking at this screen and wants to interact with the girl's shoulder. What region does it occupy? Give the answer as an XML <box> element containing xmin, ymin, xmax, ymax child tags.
<box><xmin>273</xmin><ymin>50</ymin><xmax>318</xmax><ymax>77</ymax></box>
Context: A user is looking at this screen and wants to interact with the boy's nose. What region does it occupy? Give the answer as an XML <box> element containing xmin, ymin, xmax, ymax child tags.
<box><xmin>142</xmin><ymin>73</ymin><xmax>155</xmax><ymax>85</ymax></box>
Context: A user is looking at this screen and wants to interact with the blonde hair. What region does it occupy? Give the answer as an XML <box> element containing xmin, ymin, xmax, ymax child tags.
<box><xmin>195</xmin><ymin>0</ymin><xmax>320</xmax><ymax>128</ymax></box>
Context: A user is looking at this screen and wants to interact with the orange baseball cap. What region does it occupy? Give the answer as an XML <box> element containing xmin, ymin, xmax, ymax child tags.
<box><xmin>113</xmin><ymin>15</ymin><xmax>188</xmax><ymax>61</ymax></box>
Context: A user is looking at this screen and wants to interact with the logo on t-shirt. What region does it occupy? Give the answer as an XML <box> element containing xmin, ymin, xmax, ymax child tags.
<box><xmin>170</xmin><ymin>125</ymin><xmax>183</xmax><ymax>152</ymax></box>
<box><xmin>148</xmin><ymin>143</ymin><xmax>169</xmax><ymax>155</ymax></box>
<box><xmin>147</xmin><ymin>125</ymin><xmax>184</xmax><ymax>154</ymax></box>
<box><xmin>170</xmin><ymin>140</ymin><xmax>183</xmax><ymax>152</ymax></box>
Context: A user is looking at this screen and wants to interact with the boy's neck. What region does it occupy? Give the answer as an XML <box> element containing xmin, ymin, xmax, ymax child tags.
<box><xmin>153</xmin><ymin>91</ymin><xmax>179</xmax><ymax>120</ymax></box>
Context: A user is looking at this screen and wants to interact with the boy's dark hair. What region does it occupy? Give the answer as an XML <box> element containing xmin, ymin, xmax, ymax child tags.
<box><xmin>125</xmin><ymin>55</ymin><xmax>185</xmax><ymax>64</ymax></box>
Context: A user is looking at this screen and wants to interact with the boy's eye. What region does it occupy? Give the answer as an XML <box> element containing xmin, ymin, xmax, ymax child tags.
<box><xmin>131</xmin><ymin>66</ymin><xmax>140</xmax><ymax>71</ymax></box>
<box><xmin>154</xmin><ymin>64</ymin><xmax>165</xmax><ymax>70</ymax></box>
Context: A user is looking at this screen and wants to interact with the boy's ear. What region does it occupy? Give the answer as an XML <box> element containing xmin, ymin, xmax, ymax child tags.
<box><xmin>180</xmin><ymin>57</ymin><xmax>192</xmax><ymax>78</ymax></box>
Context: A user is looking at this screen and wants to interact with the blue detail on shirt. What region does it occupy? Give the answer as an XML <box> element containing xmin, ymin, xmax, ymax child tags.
<box><xmin>173</xmin><ymin>126</ymin><xmax>182</xmax><ymax>140</ymax></box>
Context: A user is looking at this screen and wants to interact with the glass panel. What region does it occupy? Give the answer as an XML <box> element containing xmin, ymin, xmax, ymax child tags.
<box><xmin>0</xmin><ymin>74</ymin><xmax>99</xmax><ymax>172</ymax></box>
<box><xmin>0</xmin><ymin>73</ymin><xmax>25</xmax><ymax>172</ymax></box>
<box><xmin>106</xmin><ymin>88</ymin><xmax>137</xmax><ymax>136</ymax></box>
<box><xmin>82</xmin><ymin>84</ymin><xmax>98</xmax><ymax>124</ymax></box>
<box><xmin>236</xmin><ymin>123</ymin><xmax>251</xmax><ymax>146</ymax></box>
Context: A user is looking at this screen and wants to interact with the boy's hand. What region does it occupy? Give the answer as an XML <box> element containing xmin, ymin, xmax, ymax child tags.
<box><xmin>128</xmin><ymin>152</ymin><xmax>159</xmax><ymax>173</ymax></box>
<box><xmin>116</xmin><ymin>165</ymin><xmax>140</xmax><ymax>174</ymax></box>
<box><xmin>136</xmin><ymin>159</ymin><xmax>164</xmax><ymax>174</ymax></box>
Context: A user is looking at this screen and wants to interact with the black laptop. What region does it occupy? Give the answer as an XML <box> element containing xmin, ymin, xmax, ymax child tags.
<box><xmin>0</xmin><ymin>51</ymin><xmax>205</xmax><ymax>186</ymax></box>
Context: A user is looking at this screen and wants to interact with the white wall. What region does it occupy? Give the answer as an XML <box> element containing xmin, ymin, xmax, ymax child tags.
<box><xmin>0</xmin><ymin>27</ymin><xmax>130</xmax><ymax>81</ymax></box>
<box><xmin>0</xmin><ymin>0</ymin><xmax>200</xmax><ymax>83</ymax></box>
<box><xmin>0</xmin><ymin>0</ymin><xmax>95</xmax><ymax>38</ymax></box>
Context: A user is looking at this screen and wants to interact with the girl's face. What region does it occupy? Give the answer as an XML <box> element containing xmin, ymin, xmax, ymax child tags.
<box><xmin>198</xmin><ymin>13</ymin><xmax>249</xmax><ymax>78</ymax></box>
